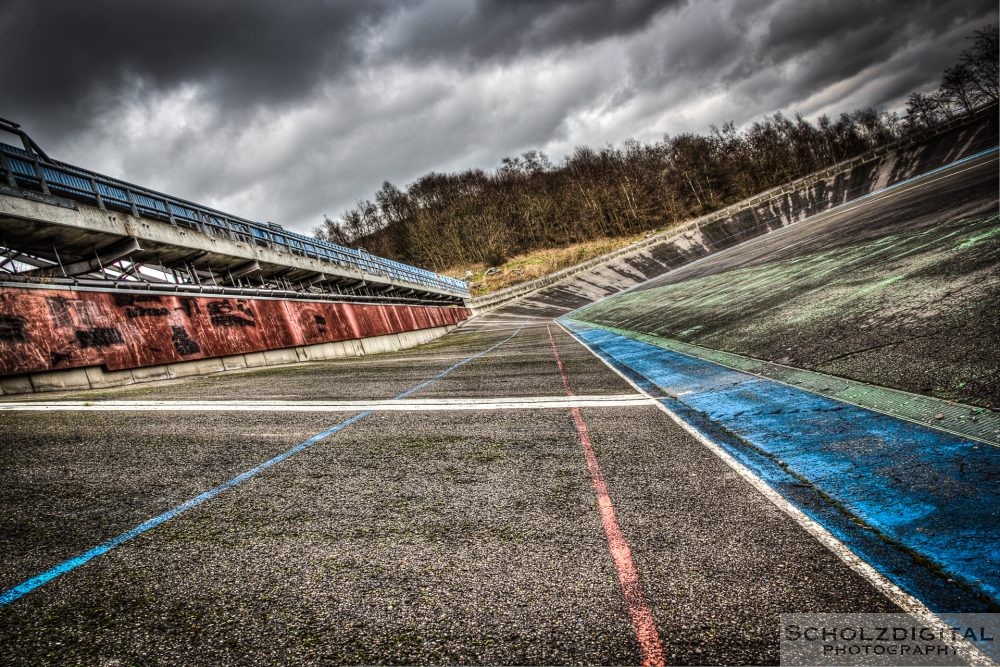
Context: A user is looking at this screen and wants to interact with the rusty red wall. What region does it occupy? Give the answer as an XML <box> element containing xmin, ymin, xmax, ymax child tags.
<box><xmin>0</xmin><ymin>287</ymin><xmax>470</xmax><ymax>376</ymax></box>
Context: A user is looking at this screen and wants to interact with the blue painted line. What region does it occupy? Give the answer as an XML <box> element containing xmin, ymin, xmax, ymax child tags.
<box><xmin>0</xmin><ymin>326</ymin><xmax>523</xmax><ymax>607</ymax></box>
<box><xmin>561</xmin><ymin>319</ymin><xmax>1000</xmax><ymax>613</ymax></box>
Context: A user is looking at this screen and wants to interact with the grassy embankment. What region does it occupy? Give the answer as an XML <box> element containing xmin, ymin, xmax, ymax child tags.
<box><xmin>441</xmin><ymin>233</ymin><xmax>650</xmax><ymax>296</ymax></box>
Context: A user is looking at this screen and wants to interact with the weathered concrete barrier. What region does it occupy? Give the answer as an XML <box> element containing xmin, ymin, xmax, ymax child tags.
<box><xmin>0</xmin><ymin>285</ymin><xmax>469</xmax><ymax>394</ymax></box>
<box><xmin>469</xmin><ymin>106</ymin><xmax>998</xmax><ymax>317</ymax></box>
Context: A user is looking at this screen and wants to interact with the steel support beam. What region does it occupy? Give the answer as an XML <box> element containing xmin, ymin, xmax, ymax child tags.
<box><xmin>51</xmin><ymin>237</ymin><xmax>142</xmax><ymax>277</ymax></box>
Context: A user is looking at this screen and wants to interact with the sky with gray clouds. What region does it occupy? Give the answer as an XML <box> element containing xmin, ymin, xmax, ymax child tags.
<box><xmin>1</xmin><ymin>0</ymin><xmax>996</xmax><ymax>234</ymax></box>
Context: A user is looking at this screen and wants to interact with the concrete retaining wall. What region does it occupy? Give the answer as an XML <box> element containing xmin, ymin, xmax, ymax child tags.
<box><xmin>1</xmin><ymin>324</ymin><xmax>456</xmax><ymax>395</ymax></box>
<box><xmin>0</xmin><ymin>285</ymin><xmax>469</xmax><ymax>394</ymax></box>
<box><xmin>469</xmin><ymin>106</ymin><xmax>998</xmax><ymax>317</ymax></box>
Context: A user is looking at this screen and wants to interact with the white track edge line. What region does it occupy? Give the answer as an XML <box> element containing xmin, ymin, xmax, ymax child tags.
<box><xmin>0</xmin><ymin>395</ymin><xmax>654</xmax><ymax>412</ymax></box>
<box><xmin>555</xmin><ymin>320</ymin><xmax>994</xmax><ymax>666</ymax></box>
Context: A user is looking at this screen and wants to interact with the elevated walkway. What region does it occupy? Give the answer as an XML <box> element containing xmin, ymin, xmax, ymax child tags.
<box><xmin>0</xmin><ymin>119</ymin><xmax>468</xmax><ymax>305</ymax></box>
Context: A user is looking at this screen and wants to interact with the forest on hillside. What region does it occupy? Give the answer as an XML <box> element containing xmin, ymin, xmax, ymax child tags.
<box><xmin>315</xmin><ymin>26</ymin><xmax>998</xmax><ymax>272</ymax></box>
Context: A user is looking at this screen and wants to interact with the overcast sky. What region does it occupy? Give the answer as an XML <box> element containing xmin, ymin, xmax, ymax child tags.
<box><xmin>1</xmin><ymin>0</ymin><xmax>995</xmax><ymax>235</ymax></box>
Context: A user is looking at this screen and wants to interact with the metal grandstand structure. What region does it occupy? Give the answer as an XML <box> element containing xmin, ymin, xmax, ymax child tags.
<box><xmin>0</xmin><ymin>118</ymin><xmax>468</xmax><ymax>305</ymax></box>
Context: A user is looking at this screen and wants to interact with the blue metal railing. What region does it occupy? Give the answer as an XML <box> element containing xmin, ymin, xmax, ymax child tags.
<box><xmin>0</xmin><ymin>140</ymin><xmax>469</xmax><ymax>297</ymax></box>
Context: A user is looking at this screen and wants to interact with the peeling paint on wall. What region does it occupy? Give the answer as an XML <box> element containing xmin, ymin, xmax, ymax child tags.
<box><xmin>0</xmin><ymin>288</ymin><xmax>470</xmax><ymax>375</ymax></box>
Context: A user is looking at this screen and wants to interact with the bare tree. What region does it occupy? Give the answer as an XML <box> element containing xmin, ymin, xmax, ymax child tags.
<box><xmin>963</xmin><ymin>25</ymin><xmax>999</xmax><ymax>106</ymax></box>
<box><xmin>321</xmin><ymin>25</ymin><xmax>995</xmax><ymax>274</ymax></box>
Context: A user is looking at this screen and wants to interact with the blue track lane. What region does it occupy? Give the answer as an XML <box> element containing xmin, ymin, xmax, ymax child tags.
<box><xmin>561</xmin><ymin>319</ymin><xmax>1000</xmax><ymax>614</ymax></box>
<box><xmin>0</xmin><ymin>326</ymin><xmax>523</xmax><ymax>607</ymax></box>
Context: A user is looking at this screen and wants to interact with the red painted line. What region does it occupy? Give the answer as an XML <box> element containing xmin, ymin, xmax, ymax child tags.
<box><xmin>546</xmin><ymin>325</ymin><xmax>666</xmax><ymax>666</ymax></box>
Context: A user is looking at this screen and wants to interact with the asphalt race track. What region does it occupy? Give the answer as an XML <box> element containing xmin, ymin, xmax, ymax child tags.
<box><xmin>1</xmin><ymin>321</ymin><xmax>906</xmax><ymax>665</ymax></box>
<box><xmin>572</xmin><ymin>150</ymin><xmax>1000</xmax><ymax>408</ymax></box>
<box><xmin>1</xmin><ymin>151</ymin><xmax>997</xmax><ymax>665</ymax></box>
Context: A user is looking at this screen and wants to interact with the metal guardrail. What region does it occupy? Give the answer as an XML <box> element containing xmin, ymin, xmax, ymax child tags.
<box><xmin>466</xmin><ymin>104</ymin><xmax>998</xmax><ymax>312</ymax></box>
<box><xmin>0</xmin><ymin>125</ymin><xmax>469</xmax><ymax>298</ymax></box>
<box><xmin>0</xmin><ymin>276</ymin><xmax>456</xmax><ymax>307</ymax></box>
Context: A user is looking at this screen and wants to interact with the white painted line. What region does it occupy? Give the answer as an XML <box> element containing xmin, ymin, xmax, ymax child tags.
<box><xmin>466</xmin><ymin>320</ymin><xmax>545</xmax><ymax>326</ymax></box>
<box><xmin>555</xmin><ymin>321</ymin><xmax>994</xmax><ymax>666</ymax></box>
<box><xmin>463</xmin><ymin>321</ymin><xmax>552</xmax><ymax>328</ymax></box>
<box><xmin>0</xmin><ymin>394</ymin><xmax>653</xmax><ymax>412</ymax></box>
<box><xmin>461</xmin><ymin>326</ymin><xmax>547</xmax><ymax>332</ymax></box>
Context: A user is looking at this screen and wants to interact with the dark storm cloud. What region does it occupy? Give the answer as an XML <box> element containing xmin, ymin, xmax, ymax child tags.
<box><xmin>376</xmin><ymin>0</ymin><xmax>680</xmax><ymax>64</ymax></box>
<box><xmin>0</xmin><ymin>0</ymin><xmax>996</xmax><ymax>234</ymax></box>
<box><xmin>747</xmin><ymin>0</ymin><xmax>997</xmax><ymax>109</ymax></box>
<box><xmin>0</xmin><ymin>0</ymin><xmax>395</xmax><ymax>139</ymax></box>
<box><xmin>0</xmin><ymin>0</ymin><xmax>675</xmax><ymax>139</ymax></box>
<box><xmin>618</xmin><ymin>0</ymin><xmax>996</xmax><ymax>109</ymax></box>
<box><xmin>757</xmin><ymin>0</ymin><xmax>893</xmax><ymax>64</ymax></box>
